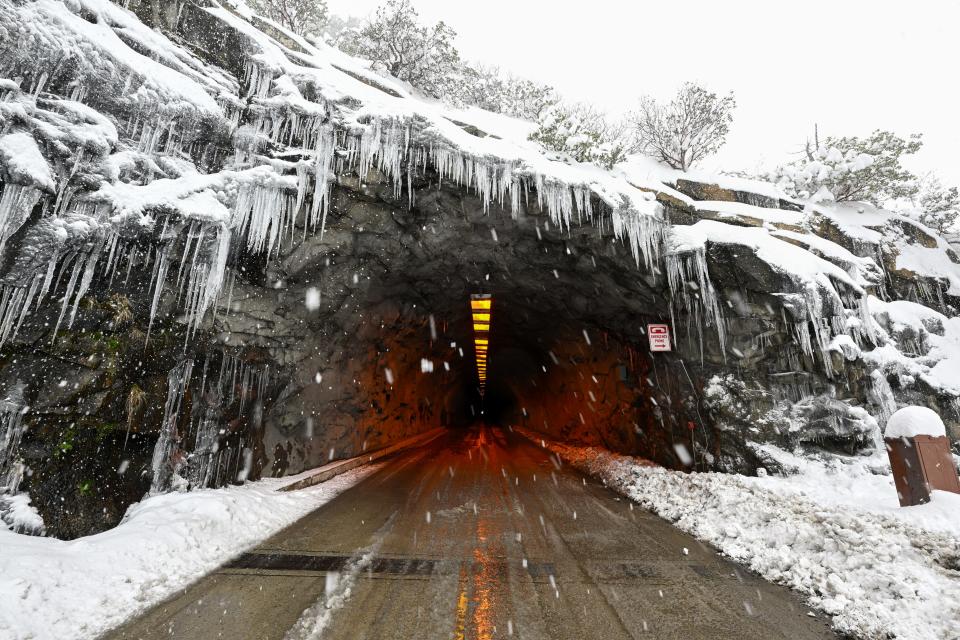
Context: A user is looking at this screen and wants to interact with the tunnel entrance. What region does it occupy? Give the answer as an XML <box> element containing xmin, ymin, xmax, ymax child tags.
<box><xmin>2</xmin><ymin>163</ymin><xmax>733</xmax><ymax>541</ymax></box>
<box><xmin>264</xmin><ymin>175</ymin><xmax>713</xmax><ymax>475</ymax></box>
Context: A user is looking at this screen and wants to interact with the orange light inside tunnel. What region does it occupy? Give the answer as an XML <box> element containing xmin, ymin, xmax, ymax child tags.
<box><xmin>470</xmin><ymin>294</ymin><xmax>493</xmax><ymax>392</ymax></box>
<box><xmin>471</xmin><ymin>299</ymin><xmax>492</xmax><ymax>311</ymax></box>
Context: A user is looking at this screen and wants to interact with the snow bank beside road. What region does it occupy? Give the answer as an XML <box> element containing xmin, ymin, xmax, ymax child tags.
<box><xmin>0</xmin><ymin>466</ymin><xmax>378</xmax><ymax>640</ymax></box>
<box><xmin>525</xmin><ymin>432</ymin><xmax>960</xmax><ymax>640</ymax></box>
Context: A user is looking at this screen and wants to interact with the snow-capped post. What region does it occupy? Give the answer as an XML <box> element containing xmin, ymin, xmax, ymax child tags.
<box><xmin>647</xmin><ymin>324</ymin><xmax>671</xmax><ymax>352</ymax></box>
<box><xmin>883</xmin><ymin>406</ymin><xmax>960</xmax><ymax>507</ymax></box>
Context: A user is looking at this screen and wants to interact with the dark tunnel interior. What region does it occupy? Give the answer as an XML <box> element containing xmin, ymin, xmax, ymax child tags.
<box><xmin>314</xmin><ymin>181</ymin><xmax>705</xmax><ymax>476</ymax></box>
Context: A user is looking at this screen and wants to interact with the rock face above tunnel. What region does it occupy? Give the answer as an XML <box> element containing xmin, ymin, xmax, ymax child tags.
<box><xmin>0</xmin><ymin>0</ymin><xmax>958</xmax><ymax>538</ymax></box>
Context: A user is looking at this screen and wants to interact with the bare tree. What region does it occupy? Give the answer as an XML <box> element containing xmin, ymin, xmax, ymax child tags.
<box><xmin>250</xmin><ymin>0</ymin><xmax>328</xmax><ymax>37</ymax></box>
<box><xmin>336</xmin><ymin>0</ymin><xmax>460</xmax><ymax>99</ymax></box>
<box><xmin>629</xmin><ymin>83</ymin><xmax>736</xmax><ymax>171</ymax></box>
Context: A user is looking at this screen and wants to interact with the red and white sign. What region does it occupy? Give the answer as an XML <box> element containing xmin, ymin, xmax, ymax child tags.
<box><xmin>648</xmin><ymin>324</ymin><xmax>672</xmax><ymax>352</ymax></box>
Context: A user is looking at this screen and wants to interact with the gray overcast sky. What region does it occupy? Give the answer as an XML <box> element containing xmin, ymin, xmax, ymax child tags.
<box><xmin>326</xmin><ymin>0</ymin><xmax>960</xmax><ymax>185</ymax></box>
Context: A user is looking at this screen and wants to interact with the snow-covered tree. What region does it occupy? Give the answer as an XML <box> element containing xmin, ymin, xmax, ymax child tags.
<box><xmin>450</xmin><ymin>65</ymin><xmax>557</xmax><ymax>120</ymax></box>
<box><xmin>770</xmin><ymin>130</ymin><xmax>922</xmax><ymax>205</ymax></box>
<box><xmin>529</xmin><ymin>102</ymin><xmax>630</xmax><ymax>169</ymax></box>
<box><xmin>915</xmin><ymin>176</ymin><xmax>960</xmax><ymax>235</ymax></box>
<box><xmin>249</xmin><ymin>0</ymin><xmax>329</xmax><ymax>37</ymax></box>
<box><xmin>335</xmin><ymin>0</ymin><xmax>460</xmax><ymax>99</ymax></box>
<box><xmin>628</xmin><ymin>83</ymin><xmax>736</xmax><ymax>171</ymax></box>
<box><xmin>323</xmin><ymin>14</ymin><xmax>362</xmax><ymax>42</ymax></box>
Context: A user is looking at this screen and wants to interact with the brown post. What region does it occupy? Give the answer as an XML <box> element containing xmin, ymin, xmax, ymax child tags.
<box><xmin>886</xmin><ymin>435</ymin><xmax>960</xmax><ymax>507</ymax></box>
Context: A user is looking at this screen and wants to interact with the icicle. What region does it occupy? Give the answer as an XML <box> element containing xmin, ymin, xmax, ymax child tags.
<box><xmin>183</xmin><ymin>223</ymin><xmax>231</xmax><ymax>339</ymax></box>
<box><xmin>310</xmin><ymin>125</ymin><xmax>335</xmax><ymax>237</ymax></box>
<box><xmin>233</xmin><ymin>184</ymin><xmax>296</xmax><ymax>257</ymax></box>
<box><xmin>176</xmin><ymin>352</ymin><xmax>271</xmax><ymax>490</ymax></box>
<box><xmin>665</xmin><ymin>248</ymin><xmax>727</xmax><ymax>358</ymax></box>
<box><xmin>150</xmin><ymin>360</ymin><xmax>194</xmax><ymax>494</ymax></box>
<box><xmin>186</xmin><ymin>411</ymin><xmax>221</xmax><ymax>490</ymax></box>
<box><xmin>243</xmin><ymin>61</ymin><xmax>274</xmax><ymax>100</ymax></box>
<box><xmin>0</xmin><ymin>184</ymin><xmax>42</xmax><ymax>258</ymax></box>
<box><xmin>146</xmin><ymin>244</ymin><xmax>173</xmax><ymax>340</ymax></box>
<box><xmin>0</xmin><ymin>383</ymin><xmax>28</xmax><ymax>495</ymax></box>
<box><xmin>868</xmin><ymin>370</ymin><xmax>897</xmax><ymax>433</ymax></box>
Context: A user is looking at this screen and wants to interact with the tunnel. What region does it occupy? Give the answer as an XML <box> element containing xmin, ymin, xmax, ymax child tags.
<box><xmin>236</xmin><ymin>172</ymin><xmax>706</xmax><ymax>480</ymax></box>
<box><xmin>0</xmin><ymin>140</ymin><xmax>887</xmax><ymax>541</ymax></box>
<box><xmin>0</xmin><ymin>163</ymin><xmax>718</xmax><ymax>538</ymax></box>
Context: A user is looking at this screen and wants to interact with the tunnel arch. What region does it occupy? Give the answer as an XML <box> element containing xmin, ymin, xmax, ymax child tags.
<box><xmin>235</xmin><ymin>170</ymin><xmax>715</xmax><ymax>476</ymax></box>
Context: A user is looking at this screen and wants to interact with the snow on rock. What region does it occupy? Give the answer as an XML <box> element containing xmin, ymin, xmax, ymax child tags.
<box><xmin>770</xmin><ymin>228</ymin><xmax>882</xmax><ymax>290</ymax></box>
<box><xmin>666</xmin><ymin>220</ymin><xmax>871</xmax><ymax>373</ymax></box>
<box><xmin>527</xmin><ymin>431</ymin><xmax>960</xmax><ymax>640</ymax></box>
<box><xmin>0</xmin><ymin>465</ymin><xmax>379</xmax><ymax>640</ymax></box>
<box><xmin>669</xmin><ymin>220</ymin><xmax>862</xmax><ymax>294</ymax></box>
<box><xmin>864</xmin><ymin>295</ymin><xmax>960</xmax><ymax>403</ymax></box>
<box><xmin>885</xmin><ymin>406</ymin><xmax>947</xmax><ymax>439</ymax></box>
<box><xmin>0</xmin><ymin>0</ymin><xmax>668</xmax><ymax>348</ymax></box>
<box><xmin>4</xmin><ymin>0</ymin><xmax>225</xmax><ymax>116</ymax></box>
<box><xmin>0</xmin><ymin>131</ymin><xmax>54</xmax><ymax>192</ymax></box>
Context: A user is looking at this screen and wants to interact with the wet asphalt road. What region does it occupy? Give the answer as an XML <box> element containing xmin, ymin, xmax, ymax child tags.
<box><xmin>106</xmin><ymin>427</ymin><xmax>836</xmax><ymax>640</ymax></box>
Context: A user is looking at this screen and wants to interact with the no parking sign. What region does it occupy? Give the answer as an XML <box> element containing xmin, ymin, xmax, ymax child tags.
<box><xmin>647</xmin><ymin>324</ymin><xmax>671</xmax><ymax>352</ymax></box>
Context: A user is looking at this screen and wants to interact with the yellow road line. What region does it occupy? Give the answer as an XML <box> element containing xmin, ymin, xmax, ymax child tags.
<box><xmin>453</xmin><ymin>565</ymin><xmax>469</xmax><ymax>640</ymax></box>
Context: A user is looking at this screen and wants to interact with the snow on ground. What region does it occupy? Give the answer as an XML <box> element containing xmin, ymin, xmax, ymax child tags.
<box><xmin>0</xmin><ymin>465</ymin><xmax>379</xmax><ymax>640</ymax></box>
<box><xmin>521</xmin><ymin>429</ymin><xmax>960</xmax><ymax>640</ymax></box>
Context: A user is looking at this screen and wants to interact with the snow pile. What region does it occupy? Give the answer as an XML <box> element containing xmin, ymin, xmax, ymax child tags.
<box><xmin>0</xmin><ymin>492</ymin><xmax>44</xmax><ymax>535</ymax></box>
<box><xmin>527</xmin><ymin>431</ymin><xmax>960</xmax><ymax>640</ymax></box>
<box><xmin>0</xmin><ymin>465</ymin><xmax>378</xmax><ymax>640</ymax></box>
<box><xmin>885</xmin><ymin>406</ymin><xmax>947</xmax><ymax>439</ymax></box>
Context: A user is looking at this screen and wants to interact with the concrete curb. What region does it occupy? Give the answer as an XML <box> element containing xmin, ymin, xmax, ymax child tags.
<box><xmin>279</xmin><ymin>429</ymin><xmax>446</xmax><ymax>492</ymax></box>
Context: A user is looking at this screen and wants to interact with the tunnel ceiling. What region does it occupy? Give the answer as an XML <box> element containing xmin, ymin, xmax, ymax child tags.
<box><xmin>1</xmin><ymin>0</ymin><xmax>958</xmax><ymax>540</ymax></box>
